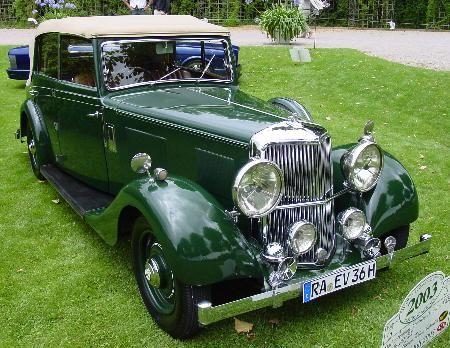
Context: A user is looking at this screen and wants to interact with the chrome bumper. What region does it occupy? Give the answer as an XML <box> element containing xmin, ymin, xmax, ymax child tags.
<box><xmin>197</xmin><ymin>234</ymin><xmax>432</xmax><ymax>325</ymax></box>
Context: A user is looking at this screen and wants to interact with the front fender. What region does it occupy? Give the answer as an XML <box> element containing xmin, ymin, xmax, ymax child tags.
<box><xmin>20</xmin><ymin>99</ymin><xmax>52</xmax><ymax>166</ymax></box>
<box><xmin>332</xmin><ymin>145</ymin><xmax>419</xmax><ymax>237</ymax></box>
<box><xmin>84</xmin><ymin>176</ymin><xmax>263</xmax><ymax>285</ymax></box>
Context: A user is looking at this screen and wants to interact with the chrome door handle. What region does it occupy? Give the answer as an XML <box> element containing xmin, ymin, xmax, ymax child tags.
<box><xmin>86</xmin><ymin>111</ymin><xmax>101</xmax><ymax>119</ymax></box>
<box><xmin>29</xmin><ymin>89</ymin><xmax>39</xmax><ymax>96</ymax></box>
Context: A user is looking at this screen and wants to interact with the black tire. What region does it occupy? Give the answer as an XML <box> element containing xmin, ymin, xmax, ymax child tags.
<box><xmin>26</xmin><ymin>124</ymin><xmax>45</xmax><ymax>180</ymax></box>
<box><xmin>131</xmin><ymin>216</ymin><xmax>210</xmax><ymax>339</ymax></box>
<box><xmin>379</xmin><ymin>225</ymin><xmax>410</xmax><ymax>255</ymax></box>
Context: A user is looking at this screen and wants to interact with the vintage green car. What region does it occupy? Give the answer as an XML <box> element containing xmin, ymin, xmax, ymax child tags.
<box><xmin>18</xmin><ymin>15</ymin><xmax>432</xmax><ymax>339</ymax></box>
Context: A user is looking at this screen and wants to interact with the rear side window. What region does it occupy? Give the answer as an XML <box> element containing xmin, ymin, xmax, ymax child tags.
<box><xmin>60</xmin><ymin>35</ymin><xmax>96</xmax><ymax>87</ymax></box>
<box><xmin>37</xmin><ymin>33</ymin><xmax>58</xmax><ymax>78</ymax></box>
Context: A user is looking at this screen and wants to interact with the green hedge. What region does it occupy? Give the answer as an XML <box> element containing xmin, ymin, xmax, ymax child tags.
<box><xmin>10</xmin><ymin>0</ymin><xmax>450</xmax><ymax>29</ymax></box>
<box><xmin>317</xmin><ymin>0</ymin><xmax>448</xmax><ymax>29</ymax></box>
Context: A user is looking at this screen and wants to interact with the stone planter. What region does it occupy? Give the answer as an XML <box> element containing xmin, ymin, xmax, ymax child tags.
<box><xmin>272</xmin><ymin>30</ymin><xmax>292</xmax><ymax>44</ymax></box>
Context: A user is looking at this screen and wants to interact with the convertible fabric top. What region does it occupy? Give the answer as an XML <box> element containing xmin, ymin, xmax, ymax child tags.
<box><xmin>27</xmin><ymin>15</ymin><xmax>229</xmax><ymax>85</ymax></box>
<box><xmin>35</xmin><ymin>15</ymin><xmax>230</xmax><ymax>38</ymax></box>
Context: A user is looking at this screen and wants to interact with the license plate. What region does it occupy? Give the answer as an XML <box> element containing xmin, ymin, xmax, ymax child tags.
<box><xmin>302</xmin><ymin>260</ymin><xmax>376</xmax><ymax>303</ymax></box>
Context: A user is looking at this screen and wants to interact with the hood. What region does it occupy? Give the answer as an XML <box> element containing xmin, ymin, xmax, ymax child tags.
<box><xmin>105</xmin><ymin>86</ymin><xmax>288</xmax><ymax>144</ymax></box>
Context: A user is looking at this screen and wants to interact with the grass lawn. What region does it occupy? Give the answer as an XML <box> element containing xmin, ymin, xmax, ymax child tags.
<box><xmin>0</xmin><ymin>45</ymin><xmax>449</xmax><ymax>347</ymax></box>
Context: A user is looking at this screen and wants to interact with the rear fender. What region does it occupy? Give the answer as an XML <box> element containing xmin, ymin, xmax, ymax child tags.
<box><xmin>20</xmin><ymin>99</ymin><xmax>52</xmax><ymax>166</ymax></box>
<box><xmin>84</xmin><ymin>176</ymin><xmax>263</xmax><ymax>285</ymax></box>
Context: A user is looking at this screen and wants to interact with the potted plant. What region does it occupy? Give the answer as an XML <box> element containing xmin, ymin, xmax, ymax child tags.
<box><xmin>259</xmin><ymin>1</ymin><xmax>309</xmax><ymax>44</ymax></box>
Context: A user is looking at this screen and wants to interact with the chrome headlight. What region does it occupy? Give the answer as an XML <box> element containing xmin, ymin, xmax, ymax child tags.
<box><xmin>232</xmin><ymin>159</ymin><xmax>283</xmax><ymax>218</ymax></box>
<box><xmin>288</xmin><ymin>221</ymin><xmax>317</xmax><ymax>255</ymax></box>
<box><xmin>342</xmin><ymin>142</ymin><xmax>383</xmax><ymax>192</ymax></box>
<box><xmin>338</xmin><ymin>208</ymin><xmax>366</xmax><ymax>240</ymax></box>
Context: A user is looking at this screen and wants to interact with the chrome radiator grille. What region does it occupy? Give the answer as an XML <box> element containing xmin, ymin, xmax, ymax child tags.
<box><xmin>259</xmin><ymin>137</ymin><xmax>334</xmax><ymax>263</ymax></box>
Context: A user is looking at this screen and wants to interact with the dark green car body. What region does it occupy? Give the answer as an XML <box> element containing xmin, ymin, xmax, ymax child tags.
<box><xmin>19</xmin><ymin>18</ymin><xmax>427</xmax><ymax>332</ymax></box>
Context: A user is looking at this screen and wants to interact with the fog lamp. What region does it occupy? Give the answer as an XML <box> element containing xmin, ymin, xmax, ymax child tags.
<box><xmin>338</xmin><ymin>208</ymin><xmax>366</xmax><ymax>240</ymax></box>
<box><xmin>288</xmin><ymin>221</ymin><xmax>317</xmax><ymax>256</ymax></box>
<box><xmin>354</xmin><ymin>233</ymin><xmax>381</xmax><ymax>259</ymax></box>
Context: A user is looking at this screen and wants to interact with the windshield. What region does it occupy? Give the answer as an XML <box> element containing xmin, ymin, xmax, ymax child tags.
<box><xmin>101</xmin><ymin>38</ymin><xmax>233</xmax><ymax>90</ymax></box>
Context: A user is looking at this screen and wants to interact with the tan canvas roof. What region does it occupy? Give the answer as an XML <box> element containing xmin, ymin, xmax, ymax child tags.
<box><xmin>35</xmin><ymin>15</ymin><xmax>230</xmax><ymax>38</ymax></box>
<box><xmin>27</xmin><ymin>15</ymin><xmax>229</xmax><ymax>85</ymax></box>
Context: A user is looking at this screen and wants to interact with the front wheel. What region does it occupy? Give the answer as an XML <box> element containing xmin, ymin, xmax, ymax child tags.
<box><xmin>131</xmin><ymin>216</ymin><xmax>210</xmax><ymax>339</ymax></box>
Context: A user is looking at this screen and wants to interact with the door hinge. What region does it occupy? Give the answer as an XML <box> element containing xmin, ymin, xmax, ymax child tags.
<box><xmin>104</xmin><ymin>123</ymin><xmax>117</xmax><ymax>153</ymax></box>
<box><xmin>86</xmin><ymin>111</ymin><xmax>102</xmax><ymax>120</ymax></box>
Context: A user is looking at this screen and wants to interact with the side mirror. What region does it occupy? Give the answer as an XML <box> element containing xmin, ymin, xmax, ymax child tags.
<box><xmin>131</xmin><ymin>153</ymin><xmax>152</xmax><ymax>174</ymax></box>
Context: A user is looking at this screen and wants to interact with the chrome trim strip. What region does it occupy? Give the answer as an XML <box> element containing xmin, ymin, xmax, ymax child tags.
<box><xmin>275</xmin><ymin>188</ymin><xmax>350</xmax><ymax>209</ymax></box>
<box><xmin>197</xmin><ymin>235</ymin><xmax>432</xmax><ymax>325</ymax></box>
<box><xmin>193</xmin><ymin>88</ymin><xmax>286</xmax><ymax>121</ymax></box>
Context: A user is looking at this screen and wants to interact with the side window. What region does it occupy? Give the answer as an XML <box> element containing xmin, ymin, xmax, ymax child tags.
<box><xmin>60</xmin><ymin>35</ymin><xmax>96</xmax><ymax>87</ymax></box>
<box><xmin>37</xmin><ymin>33</ymin><xmax>58</xmax><ymax>78</ymax></box>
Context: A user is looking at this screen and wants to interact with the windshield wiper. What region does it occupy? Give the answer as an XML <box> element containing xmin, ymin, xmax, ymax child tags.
<box><xmin>200</xmin><ymin>54</ymin><xmax>215</xmax><ymax>79</ymax></box>
<box><xmin>152</xmin><ymin>66</ymin><xmax>182</xmax><ymax>84</ymax></box>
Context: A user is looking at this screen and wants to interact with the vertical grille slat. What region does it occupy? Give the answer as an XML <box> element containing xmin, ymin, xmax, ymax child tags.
<box><xmin>259</xmin><ymin>136</ymin><xmax>334</xmax><ymax>264</ymax></box>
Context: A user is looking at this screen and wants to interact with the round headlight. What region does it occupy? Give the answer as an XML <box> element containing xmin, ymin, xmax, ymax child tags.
<box><xmin>342</xmin><ymin>142</ymin><xmax>383</xmax><ymax>192</ymax></box>
<box><xmin>232</xmin><ymin>160</ymin><xmax>284</xmax><ymax>218</ymax></box>
<box><xmin>288</xmin><ymin>221</ymin><xmax>317</xmax><ymax>256</ymax></box>
<box><xmin>338</xmin><ymin>208</ymin><xmax>366</xmax><ymax>240</ymax></box>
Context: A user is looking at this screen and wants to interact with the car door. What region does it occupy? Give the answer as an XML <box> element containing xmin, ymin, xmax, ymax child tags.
<box><xmin>55</xmin><ymin>35</ymin><xmax>109</xmax><ymax>192</ymax></box>
<box><xmin>31</xmin><ymin>33</ymin><xmax>61</xmax><ymax>157</ymax></box>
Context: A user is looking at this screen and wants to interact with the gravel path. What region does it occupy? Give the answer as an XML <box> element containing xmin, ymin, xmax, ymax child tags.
<box><xmin>230</xmin><ymin>26</ymin><xmax>450</xmax><ymax>71</ymax></box>
<box><xmin>1</xmin><ymin>27</ymin><xmax>449</xmax><ymax>70</ymax></box>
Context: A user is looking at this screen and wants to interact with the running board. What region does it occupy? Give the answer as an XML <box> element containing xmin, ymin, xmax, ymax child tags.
<box><xmin>40</xmin><ymin>164</ymin><xmax>113</xmax><ymax>216</ymax></box>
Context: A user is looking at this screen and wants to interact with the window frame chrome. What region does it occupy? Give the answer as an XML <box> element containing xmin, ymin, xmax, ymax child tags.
<box><xmin>99</xmin><ymin>36</ymin><xmax>235</xmax><ymax>92</ymax></box>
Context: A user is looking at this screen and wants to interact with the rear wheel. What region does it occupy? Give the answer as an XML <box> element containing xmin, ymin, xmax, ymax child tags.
<box><xmin>131</xmin><ymin>216</ymin><xmax>210</xmax><ymax>339</ymax></box>
<box><xmin>26</xmin><ymin>124</ymin><xmax>44</xmax><ymax>180</ymax></box>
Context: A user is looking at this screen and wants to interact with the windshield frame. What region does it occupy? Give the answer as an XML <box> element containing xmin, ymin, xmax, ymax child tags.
<box><xmin>100</xmin><ymin>36</ymin><xmax>235</xmax><ymax>91</ymax></box>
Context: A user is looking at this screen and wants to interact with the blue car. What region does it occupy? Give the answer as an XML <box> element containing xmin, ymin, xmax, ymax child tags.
<box><xmin>7</xmin><ymin>45</ymin><xmax>30</xmax><ymax>80</ymax></box>
<box><xmin>6</xmin><ymin>43</ymin><xmax>239</xmax><ymax>80</ymax></box>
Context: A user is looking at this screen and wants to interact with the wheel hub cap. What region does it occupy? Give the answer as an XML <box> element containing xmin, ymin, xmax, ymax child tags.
<box><xmin>144</xmin><ymin>258</ymin><xmax>161</xmax><ymax>288</ymax></box>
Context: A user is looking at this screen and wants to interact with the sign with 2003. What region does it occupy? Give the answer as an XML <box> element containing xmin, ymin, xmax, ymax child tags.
<box><xmin>382</xmin><ymin>272</ymin><xmax>449</xmax><ymax>348</ymax></box>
